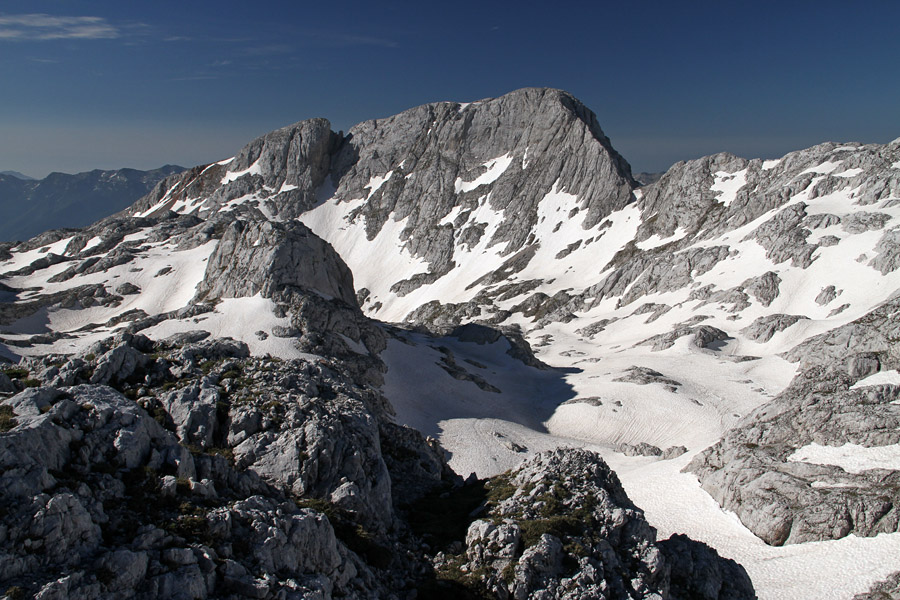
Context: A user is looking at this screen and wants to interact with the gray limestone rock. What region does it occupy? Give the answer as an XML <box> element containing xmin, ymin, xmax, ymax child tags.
<box><xmin>160</xmin><ymin>383</ymin><xmax>220</xmax><ymax>449</ymax></box>
<box><xmin>0</xmin><ymin>339</ymin><xmax>458</xmax><ymax>598</ymax></box>
<box><xmin>869</xmin><ymin>228</ymin><xmax>900</xmax><ymax>274</ymax></box>
<box><xmin>208</xmin><ymin>496</ymin><xmax>345</xmax><ymax>582</ymax></box>
<box><xmin>195</xmin><ymin>219</ymin><xmax>357</xmax><ymax>306</ymax></box>
<box><xmin>815</xmin><ymin>285</ymin><xmax>840</xmax><ymax>305</ymax></box>
<box><xmin>442</xmin><ymin>448</ymin><xmax>754</xmax><ymax>600</ymax></box>
<box><xmin>614</xmin><ymin>366</ymin><xmax>682</xmax><ymax>391</ymax></box>
<box><xmin>742</xmin><ymin>314</ymin><xmax>809</xmax><ymax>343</ymax></box>
<box><xmin>693</xmin><ymin>325</ymin><xmax>731</xmax><ymax>350</ymax></box>
<box><xmin>131</xmin><ymin>119</ymin><xmax>340</xmax><ymax>220</ymax></box>
<box><xmin>690</xmin><ymin>298</ymin><xmax>900</xmax><ymax>545</ymax></box>
<box><xmin>617</xmin><ymin>442</ymin><xmax>663</xmax><ymax>457</ymax></box>
<box><xmin>782</xmin><ymin>297</ymin><xmax>900</xmax><ymax>370</ymax></box>
<box><xmin>853</xmin><ymin>571</ymin><xmax>900</xmax><ymax>600</ymax></box>
<box><xmin>662</xmin><ymin>446</ymin><xmax>688</xmax><ymax>460</ymax></box>
<box><xmin>327</xmin><ymin>88</ymin><xmax>635</xmax><ymax>291</ymax></box>
<box><xmin>90</xmin><ymin>343</ymin><xmax>150</xmax><ymax>385</ymax></box>
<box><xmin>746</xmin><ymin>203</ymin><xmax>817</xmax><ymax>268</ymax></box>
<box><xmin>743</xmin><ymin>271</ymin><xmax>781</xmax><ymax>307</ymax></box>
<box><xmin>842</xmin><ymin>211</ymin><xmax>891</xmax><ymax>234</ymax></box>
<box><xmin>115</xmin><ymin>282</ymin><xmax>140</xmax><ymax>295</ymax></box>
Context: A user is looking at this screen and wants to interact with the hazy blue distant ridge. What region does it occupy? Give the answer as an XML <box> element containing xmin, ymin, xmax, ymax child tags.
<box><xmin>0</xmin><ymin>165</ymin><xmax>184</xmax><ymax>242</ymax></box>
<box><xmin>0</xmin><ymin>171</ymin><xmax>35</xmax><ymax>181</ymax></box>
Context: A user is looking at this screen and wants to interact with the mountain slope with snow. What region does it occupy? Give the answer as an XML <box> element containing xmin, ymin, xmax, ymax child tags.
<box><xmin>1</xmin><ymin>88</ymin><xmax>900</xmax><ymax>599</ymax></box>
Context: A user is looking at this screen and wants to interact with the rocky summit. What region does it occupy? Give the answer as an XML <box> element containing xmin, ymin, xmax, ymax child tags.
<box><xmin>1</xmin><ymin>87</ymin><xmax>899</xmax><ymax>599</ymax></box>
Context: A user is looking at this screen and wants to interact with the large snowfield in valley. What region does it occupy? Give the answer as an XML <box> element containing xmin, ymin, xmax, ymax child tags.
<box><xmin>384</xmin><ymin>331</ymin><xmax>900</xmax><ymax>600</ymax></box>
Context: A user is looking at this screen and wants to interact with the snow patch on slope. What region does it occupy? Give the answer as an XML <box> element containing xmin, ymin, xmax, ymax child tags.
<box><xmin>2</xmin><ymin>237</ymin><xmax>75</xmax><ymax>272</ymax></box>
<box><xmin>711</xmin><ymin>169</ymin><xmax>747</xmax><ymax>207</ymax></box>
<box><xmin>788</xmin><ymin>442</ymin><xmax>900</xmax><ymax>474</ymax></box>
<box><xmin>142</xmin><ymin>294</ymin><xmax>309</xmax><ymax>360</ymax></box>
<box><xmin>365</xmin><ymin>171</ymin><xmax>393</xmax><ymax>199</ymax></box>
<box><xmin>221</xmin><ymin>159</ymin><xmax>262</xmax><ymax>184</ymax></box>
<box><xmin>801</xmin><ymin>160</ymin><xmax>842</xmax><ymax>175</ymax></box>
<box><xmin>850</xmin><ymin>370</ymin><xmax>900</xmax><ymax>389</ymax></box>
<box><xmin>4</xmin><ymin>239</ymin><xmax>217</xmax><ymax>356</ymax></box>
<box><xmin>636</xmin><ymin>227</ymin><xmax>689</xmax><ymax>250</ymax></box>
<box><xmin>299</xmin><ymin>193</ymin><xmax>430</xmax><ymax>319</ymax></box>
<box><xmin>455</xmin><ymin>154</ymin><xmax>514</xmax><ymax>193</ymax></box>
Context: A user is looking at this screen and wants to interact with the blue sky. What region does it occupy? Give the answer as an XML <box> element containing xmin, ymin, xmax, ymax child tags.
<box><xmin>1</xmin><ymin>0</ymin><xmax>898</xmax><ymax>178</ymax></box>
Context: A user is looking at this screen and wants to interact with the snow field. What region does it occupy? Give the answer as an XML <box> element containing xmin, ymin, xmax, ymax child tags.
<box><xmin>383</xmin><ymin>327</ymin><xmax>900</xmax><ymax>600</ymax></box>
<box><xmin>2</xmin><ymin>238</ymin><xmax>217</xmax><ymax>356</ymax></box>
<box><xmin>454</xmin><ymin>154</ymin><xmax>513</xmax><ymax>193</ymax></box>
<box><xmin>788</xmin><ymin>442</ymin><xmax>900</xmax><ymax>474</ymax></box>
<box><xmin>710</xmin><ymin>168</ymin><xmax>747</xmax><ymax>207</ymax></box>
<box><xmin>221</xmin><ymin>158</ymin><xmax>262</xmax><ymax>184</ymax></box>
<box><xmin>142</xmin><ymin>294</ymin><xmax>312</xmax><ymax>360</ymax></box>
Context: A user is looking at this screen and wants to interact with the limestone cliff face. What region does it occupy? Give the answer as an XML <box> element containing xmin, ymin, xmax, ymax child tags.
<box><xmin>195</xmin><ymin>219</ymin><xmax>357</xmax><ymax>306</ymax></box>
<box><xmin>131</xmin><ymin>118</ymin><xmax>340</xmax><ymax>220</ymax></box>
<box><xmin>328</xmin><ymin>87</ymin><xmax>636</xmax><ymax>273</ymax></box>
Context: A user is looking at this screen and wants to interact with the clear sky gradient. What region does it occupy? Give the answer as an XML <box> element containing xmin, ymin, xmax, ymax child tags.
<box><xmin>2</xmin><ymin>0</ymin><xmax>899</xmax><ymax>178</ymax></box>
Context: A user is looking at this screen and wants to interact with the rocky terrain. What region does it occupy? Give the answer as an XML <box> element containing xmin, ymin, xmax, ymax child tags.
<box><xmin>0</xmin><ymin>261</ymin><xmax>747</xmax><ymax>597</ymax></box>
<box><xmin>433</xmin><ymin>449</ymin><xmax>752</xmax><ymax>600</ymax></box>
<box><xmin>2</xmin><ymin>87</ymin><xmax>900</xmax><ymax>598</ymax></box>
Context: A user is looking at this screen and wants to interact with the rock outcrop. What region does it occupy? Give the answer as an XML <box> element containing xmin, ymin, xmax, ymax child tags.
<box><xmin>430</xmin><ymin>449</ymin><xmax>754</xmax><ymax>599</ymax></box>
<box><xmin>689</xmin><ymin>298</ymin><xmax>900</xmax><ymax>545</ymax></box>
<box><xmin>0</xmin><ymin>334</ymin><xmax>451</xmax><ymax>598</ymax></box>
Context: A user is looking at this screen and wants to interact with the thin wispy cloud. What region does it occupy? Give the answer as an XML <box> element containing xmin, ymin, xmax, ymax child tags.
<box><xmin>0</xmin><ymin>13</ymin><xmax>122</xmax><ymax>41</ymax></box>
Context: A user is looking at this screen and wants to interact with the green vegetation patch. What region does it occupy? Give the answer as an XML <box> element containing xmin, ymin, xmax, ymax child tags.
<box><xmin>2</xmin><ymin>367</ymin><xmax>29</xmax><ymax>379</ymax></box>
<box><xmin>0</xmin><ymin>405</ymin><xmax>16</xmax><ymax>432</ymax></box>
<box><xmin>421</xmin><ymin>555</ymin><xmax>495</xmax><ymax>600</ymax></box>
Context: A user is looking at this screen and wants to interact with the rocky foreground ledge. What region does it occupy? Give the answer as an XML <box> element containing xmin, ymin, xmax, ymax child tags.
<box><xmin>0</xmin><ymin>333</ymin><xmax>753</xmax><ymax>599</ymax></box>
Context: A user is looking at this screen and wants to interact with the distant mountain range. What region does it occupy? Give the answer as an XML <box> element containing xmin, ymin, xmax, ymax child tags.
<box><xmin>0</xmin><ymin>165</ymin><xmax>184</xmax><ymax>242</ymax></box>
<box><xmin>0</xmin><ymin>171</ymin><xmax>35</xmax><ymax>181</ymax></box>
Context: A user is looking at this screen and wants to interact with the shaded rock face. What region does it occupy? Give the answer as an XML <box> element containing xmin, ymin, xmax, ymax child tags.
<box><xmin>195</xmin><ymin>219</ymin><xmax>357</xmax><ymax>306</ymax></box>
<box><xmin>436</xmin><ymin>449</ymin><xmax>754</xmax><ymax>600</ymax></box>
